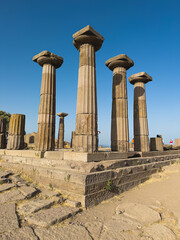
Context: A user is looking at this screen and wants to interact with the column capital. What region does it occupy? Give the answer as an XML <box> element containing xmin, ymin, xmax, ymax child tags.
<box><xmin>57</xmin><ymin>112</ymin><xmax>68</xmax><ymax>118</ymax></box>
<box><xmin>105</xmin><ymin>54</ymin><xmax>134</xmax><ymax>71</ymax></box>
<box><xmin>33</xmin><ymin>51</ymin><xmax>63</xmax><ymax>69</ymax></box>
<box><xmin>73</xmin><ymin>25</ymin><xmax>104</xmax><ymax>52</ymax></box>
<box><xmin>128</xmin><ymin>72</ymin><xmax>152</xmax><ymax>85</ymax></box>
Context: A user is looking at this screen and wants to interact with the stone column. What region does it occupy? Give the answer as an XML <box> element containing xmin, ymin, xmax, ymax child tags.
<box><xmin>57</xmin><ymin>112</ymin><xmax>68</xmax><ymax>149</ymax></box>
<box><xmin>33</xmin><ymin>51</ymin><xmax>63</xmax><ymax>151</ymax></box>
<box><xmin>128</xmin><ymin>72</ymin><xmax>152</xmax><ymax>152</ymax></box>
<box><xmin>105</xmin><ymin>54</ymin><xmax>134</xmax><ymax>152</ymax></box>
<box><xmin>0</xmin><ymin>118</ymin><xmax>6</xmax><ymax>149</ymax></box>
<box><xmin>73</xmin><ymin>25</ymin><xmax>104</xmax><ymax>152</ymax></box>
<box><xmin>7</xmin><ymin>114</ymin><xmax>25</xmax><ymax>150</ymax></box>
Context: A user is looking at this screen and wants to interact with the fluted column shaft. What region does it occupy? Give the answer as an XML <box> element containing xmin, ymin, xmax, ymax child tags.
<box><xmin>75</xmin><ymin>43</ymin><xmax>98</xmax><ymax>152</ymax></box>
<box><xmin>134</xmin><ymin>81</ymin><xmax>149</xmax><ymax>152</ymax></box>
<box><xmin>36</xmin><ymin>64</ymin><xmax>56</xmax><ymax>151</ymax></box>
<box><xmin>111</xmin><ymin>67</ymin><xmax>129</xmax><ymax>152</ymax></box>
<box><xmin>0</xmin><ymin>118</ymin><xmax>6</xmax><ymax>149</ymax></box>
<box><xmin>7</xmin><ymin>114</ymin><xmax>25</xmax><ymax>150</ymax></box>
<box><xmin>58</xmin><ymin>117</ymin><xmax>64</xmax><ymax>148</ymax></box>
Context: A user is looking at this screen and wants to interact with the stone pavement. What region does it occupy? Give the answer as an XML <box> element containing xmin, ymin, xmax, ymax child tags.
<box><xmin>0</xmin><ymin>165</ymin><xmax>180</xmax><ymax>239</ymax></box>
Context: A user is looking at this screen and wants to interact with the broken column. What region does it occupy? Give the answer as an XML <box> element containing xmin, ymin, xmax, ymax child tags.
<box><xmin>73</xmin><ymin>25</ymin><xmax>104</xmax><ymax>152</ymax></box>
<box><xmin>129</xmin><ymin>72</ymin><xmax>152</xmax><ymax>152</ymax></box>
<box><xmin>105</xmin><ymin>54</ymin><xmax>134</xmax><ymax>152</ymax></box>
<box><xmin>0</xmin><ymin>118</ymin><xmax>6</xmax><ymax>149</ymax></box>
<box><xmin>7</xmin><ymin>114</ymin><xmax>25</xmax><ymax>150</ymax></box>
<box><xmin>33</xmin><ymin>51</ymin><xmax>63</xmax><ymax>151</ymax></box>
<box><xmin>57</xmin><ymin>112</ymin><xmax>68</xmax><ymax>149</ymax></box>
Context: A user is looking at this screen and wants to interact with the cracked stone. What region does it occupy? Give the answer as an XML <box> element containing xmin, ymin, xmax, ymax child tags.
<box><xmin>0</xmin><ymin>226</ymin><xmax>38</xmax><ymax>240</ymax></box>
<box><xmin>116</xmin><ymin>203</ymin><xmax>161</xmax><ymax>225</ymax></box>
<box><xmin>26</xmin><ymin>206</ymin><xmax>81</xmax><ymax>227</ymax></box>
<box><xmin>0</xmin><ymin>203</ymin><xmax>19</xmax><ymax>233</ymax></box>
<box><xmin>0</xmin><ymin>178</ymin><xmax>11</xmax><ymax>184</ymax></box>
<box><xmin>83</xmin><ymin>221</ymin><xmax>103</xmax><ymax>239</ymax></box>
<box><xmin>19</xmin><ymin>186</ymin><xmax>39</xmax><ymax>198</ymax></box>
<box><xmin>142</xmin><ymin>224</ymin><xmax>176</xmax><ymax>240</ymax></box>
<box><xmin>40</xmin><ymin>189</ymin><xmax>61</xmax><ymax>198</ymax></box>
<box><xmin>35</xmin><ymin>224</ymin><xmax>92</xmax><ymax>240</ymax></box>
<box><xmin>0</xmin><ymin>189</ymin><xmax>25</xmax><ymax>204</ymax></box>
<box><xmin>18</xmin><ymin>199</ymin><xmax>57</xmax><ymax>216</ymax></box>
<box><xmin>0</xmin><ymin>183</ymin><xmax>16</xmax><ymax>192</ymax></box>
<box><xmin>0</xmin><ymin>171</ymin><xmax>13</xmax><ymax>179</ymax></box>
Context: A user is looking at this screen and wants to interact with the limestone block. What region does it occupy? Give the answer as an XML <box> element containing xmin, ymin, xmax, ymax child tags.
<box><xmin>150</xmin><ymin>137</ymin><xmax>163</xmax><ymax>151</ymax></box>
<box><xmin>134</xmin><ymin>135</ymin><xmax>149</xmax><ymax>152</ymax></box>
<box><xmin>111</xmin><ymin>140</ymin><xmax>129</xmax><ymax>152</ymax></box>
<box><xmin>134</xmin><ymin>99</ymin><xmax>147</xmax><ymax>118</ymax></box>
<box><xmin>75</xmin><ymin>114</ymin><xmax>97</xmax><ymax>135</ymax></box>
<box><xmin>74</xmin><ymin>134</ymin><xmax>98</xmax><ymax>152</ymax></box>
<box><xmin>111</xmin><ymin>99</ymin><xmax>128</xmax><ymax>118</ymax></box>
<box><xmin>0</xmin><ymin>118</ymin><xmax>6</xmax><ymax>133</ymax></box>
<box><xmin>8</xmin><ymin>114</ymin><xmax>25</xmax><ymax>135</ymax></box>
<box><xmin>134</xmin><ymin>117</ymin><xmax>149</xmax><ymax>136</ymax></box>
<box><xmin>38</xmin><ymin>96</ymin><xmax>55</xmax><ymax>115</ymax></box>
<box><xmin>7</xmin><ymin>135</ymin><xmax>24</xmax><ymax>150</ymax></box>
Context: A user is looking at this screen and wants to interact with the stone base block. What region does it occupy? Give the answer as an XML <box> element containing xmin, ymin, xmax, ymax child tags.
<box><xmin>74</xmin><ymin>134</ymin><xmax>98</xmax><ymax>152</ymax></box>
<box><xmin>0</xmin><ymin>150</ymin><xmax>180</xmax><ymax>208</ymax></box>
<box><xmin>111</xmin><ymin>140</ymin><xmax>129</xmax><ymax>152</ymax></box>
<box><xmin>7</xmin><ymin>135</ymin><xmax>24</xmax><ymax>150</ymax></box>
<box><xmin>150</xmin><ymin>138</ymin><xmax>163</xmax><ymax>151</ymax></box>
<box><xmin>0</xmin><ymin>133</ymin><xmax>6</xmax><ymax>149</ymax></box>
<box><xmin>134</xmin><ymin>135</ymin><xmax>149</xmax><ymax>152</ymax></box>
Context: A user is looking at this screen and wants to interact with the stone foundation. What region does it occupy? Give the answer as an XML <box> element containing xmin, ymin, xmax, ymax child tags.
<box><xmin>0</xmin><ymin>149</ymin><xmax>180</xmax><ymax>208</ymax></box>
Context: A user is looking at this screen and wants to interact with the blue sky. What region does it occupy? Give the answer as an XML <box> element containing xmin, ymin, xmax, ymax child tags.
<box><xmin>0</xmin><ymin>0</ymin><xmax>179</xmax><ymax>146</ymax></box>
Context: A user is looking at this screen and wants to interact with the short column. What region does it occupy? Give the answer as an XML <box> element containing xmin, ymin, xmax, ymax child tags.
<box><xmin>33</xmin><ymin>51</ymin><xmax>63</xmax><ymax>151</ymax></box>
<box><xmin>57</xmin><ymin>112</ymin><xmax>68</xmax><ymax>149</ymax></box>
<box><xmin>0</xmin><ymin>118</ymin><xmax>6</xmax><ymax>149</ymax></box>
<box><xmin>73</xmin><ymin>25</ymin><xmax>104</xmax><ymax>152</ymax></box>
<box><xmin>128</xmin><ymin>72</ymin><xmax>152</xmax><ymax>152</ymax></box>
<box><xmin>106</xmin><ymin>54</ymin><xmax>134</xmax><ymax>152</ymax></box>
<box><xmin>7</xmin><ymin>114</ymin><xmax>25</xmax><ymax>150</ymax></box>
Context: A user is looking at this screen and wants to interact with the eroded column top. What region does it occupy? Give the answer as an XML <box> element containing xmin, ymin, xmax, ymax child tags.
<box><xmin>128</xmin><ymin>72</ymin><xmax>152</xmax><ymax>85</ymax></box>
<box><xmin>105</xmin><ymin>54</ymin><xmax>134</xmax><ymax>71</ymax></box>
<box><xmin>57</xmin><ymin>112</ymin><xmax>68</xmax><ymax>118</ymax></box>
<box><xmin>73</xmin><ymin>25</ymin><xmax>104</xmax><ymax>51</ymax></box>
<box><xmin>33</xmin><ymin>51</ymin><xmax>63</xmax><ymax>69</ymax></box>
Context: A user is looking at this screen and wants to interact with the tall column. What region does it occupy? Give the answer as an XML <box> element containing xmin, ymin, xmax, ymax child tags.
<box><xmin>128</xmin><ymin>72</ymin><xmax>152</xmax><ymax>152</ymax></box>
<box><xmin>73</xmin><ymin>25</ymin><xmax>104</xmax><ymax>152</ymax></box>
<box><xmin>57</xmin><ymin>112</ymin><xmax>68</xmax><ymax>149</ymax></box>
<box><xmin>106</xmin><ymin>54</ymin><xmax>134</xmax><ymax>152</ymax></box>
<box><xmin>7</xmin><ymin>114</ymin><xmax>25</xmax><ymax>150</ymax></box>
<box><xmin>0</xmin><ymin>118</ymin><xmax>6</xmax><ymax>149</ymax></box>
<box><xmin>33</xmin><ymin>51</ymin><xmax>63</xmax><ymax>152</ymax></box>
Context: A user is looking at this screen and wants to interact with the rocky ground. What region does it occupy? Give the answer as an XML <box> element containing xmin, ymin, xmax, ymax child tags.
<box><xmin>0</xmin><ymin>163</ymin><xmax>180</xmax><ymax>239</ymax></box>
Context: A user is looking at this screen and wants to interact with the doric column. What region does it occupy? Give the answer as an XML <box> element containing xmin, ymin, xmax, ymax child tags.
<box><xmin>106</xmin><ymin>54</ymin><xmax>134</xmax><ymax>152</ymax></box>
<box><xmin>0</xmin><ymin>118</ymin><xmax>6</xmax><ymax>149</ymax></box>
<box><xmin>128</xmin><ymin>72</ymin><xmax>152</xmax><ymax>152</ymax></box>
<box><xmin>73</xmin><ymin>25</ymin><xmax>104</xmax><ymax>152</ymax></box>
<box><xmin>7</xmin><ymin>114</ymin><xmax>25</xmax><ymax>150</ymax></box>
<box><xmin>33</xmin><ymin>51</ymin><xmax>63</xmax><ymax>152</ymax></box>
<box><xmin>57</xmin><ymin>112</ymin><xmax>68</xmax><ymax>149</ymax></box>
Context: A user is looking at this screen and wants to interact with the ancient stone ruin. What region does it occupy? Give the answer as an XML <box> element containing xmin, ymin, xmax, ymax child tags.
<box><xmin>0</xmin><ymin>25</ymin><xmax>180</xmax><ymax>208</ymax></box>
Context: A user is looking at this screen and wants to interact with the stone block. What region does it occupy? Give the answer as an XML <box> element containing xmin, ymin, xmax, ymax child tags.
<box><xmin>75</xmin><ymin>113</ymin><xmax>97</xmax><ymax>135</ymax></box>
<box><xmin>134</xmin><ymin>135</ymin><xmax>149</xmax><ymax>152</ymax></box>
<box><xmin>150</xmin><ymin>137</ymin><xmax>163</xmax><ymax>151</ymax></box>
<box><xmin>0</xmin><ymin>133</ymin><xmax>6</xmax><ymax>149</ymax></box>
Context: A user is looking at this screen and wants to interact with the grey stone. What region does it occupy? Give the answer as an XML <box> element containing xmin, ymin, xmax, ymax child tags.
<box><xmin>19</xmin><ymin>186</ymin><xmax>39</xmax><ymax>198</ymax></box>
<box><xmin>35</xmin><ymin>224</ymin><xmax>92</xmax><ymax>240</ymax></box>
<box><xmin>18</xmin><ymin>199</ymin><xmax>57</xmax><ymax>216</ymax></box>
<box><xmin>142</xmin><ymin>224</ymin><xmax>176</xmax><ymax>240</ymax></box>
<box><xmin>0</xmin><ymin>203</ymin><xmax>19</xmax><ymax>233</ymax></box>
<box><xmin>0</xmin><ymin>189</ymin><xmax>25</xmax><ymax>204</ymax></box>
<box><xmin>0</xmin><ymin>226</ymin><xmax>38</xmax><ymax>240</ymax></box>
<box><xmin>116</xmin><ymin>203</ymin><xmax>161</xmax><ymax>225</ymax></box>
<box><xmin>26</xmin><ymin>206</ymin><xmax>81</xmax><ymax>227</ymax></box>
<box><xmin>0</xmin><ymin>183</ymin><xmax>15</xmax><ymax>192</ymax></box>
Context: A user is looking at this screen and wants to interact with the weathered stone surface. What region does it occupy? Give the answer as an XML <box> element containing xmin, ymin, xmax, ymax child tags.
<box><xmin>0</xmin><ymin>183</ymin><xmax>15</xmax><ymax>192</ymax></box>
<box><xmin>0</xmin><ymin>226</ymin><xmax>38</xmax><ymax>240</ymax></box>
<box><xmin>150</xmin><ymin>137</ymin><xmax>164</xmax><ymax>151</ymax></box>
<box><xmin>19</xmin><ymin>186</ymin><xmax>39</xmax><ymax>198</ymax></box>
<box><xmin>0</xmin><ymin>189</ymin><xmax>25</xmax><ymax>204</ymax></box>
<box><xmin>34</xmin><ymin>52</ymin><xmax>63</xmax><ymax>152</ymax></box>
<box><xmin>142</xmin><ymin>224</ymin><xmax>176</xmax><ymax>240</ymax></box>
<box><xmin>26</xmin><ymin>206</ymin><xmax>81</xmax><ymax>227</ymax></box>
<box><xmin>0</xmin><ymin>177</ymin><xmax>11</xmax><ymax>184</ymax></box>
<box><xmin>18</xmin><ymin>199</ymin><xmax>56</xmax><ymax>215</ymax></box>
<box><xmin>73</xmin><ymin>25</ymin><xmax>103</xmax><ymax>152</ymax></box>
<box><xmin>83</xmin><ymin>221</ymin><xmax>104</xmax><ymax>239</ymax></box>
<box><xmin>40</xmin><ymin>188</ymin><xmax>61</xmax><ymax>198</ymax></box>
<box><xmin>0</xmin><ymin>203</ymin><xmax>19</xmax><ymax>233</ymax></box>
<box><xmin>66</xmin><ymin>199</ymin><xmax>81</xmax><ymax>208</ymax></box>
<box><xmin>129</xmin><ymin>72</ymin><xmax>152</xmax><ymax>152</ymax></box>
<box><xmin>0</xmin><ymin>170</ymin><xmax>13</xmax><ymax>178</ymax></box>
<box><xmin>35</xmin><ymin>224</ymin><xmax>91</xmax><ymax>240</ymax></box>
<box><xmin>57</xmin><ymin>113</ymin><xmax>68</xmax><ymax>149</ymax></box>
<box><xmin>116</xmin><ymin>203</ymin><xmax>161</xmax><ymax>225</ymax></box>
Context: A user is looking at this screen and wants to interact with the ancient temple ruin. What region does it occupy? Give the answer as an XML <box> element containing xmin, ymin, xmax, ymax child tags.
<box><xmin>0</xmin><ymin>25</ymin><xmax>180</xmax><ymax>208</ymax></box>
